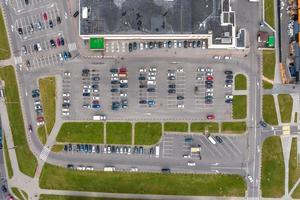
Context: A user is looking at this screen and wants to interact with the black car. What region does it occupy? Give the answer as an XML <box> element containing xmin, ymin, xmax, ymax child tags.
<box><xmin>168</xmin><ymin>76</ymin><xmax>176</xmax><ymax>80</ymax></box>
<box><xmin>1</xmin><ymin>185</ymin><xmax>7</xmax><ymax>193</ymax></box>
<box><xmin>225</xmin><ymin>79</ymin><xmax>233</xmax><ymax>84</ymax></box>
<box><xmin>84</xmin><ymin>144</ymin><xmax>88</xmax><ymax>152</ymax></box>
<box><xmin>192</xmin><ymin>41</ymin><xmax>197</xmax><ymax>48</ymax></box>
<box><xmin>133</xmin><ymin>42</ymin><xmax>137</xmax><ymax>50</ymax></box>
<box><xmin>92</xmin><ymin>84</ymin><xmax>99</xmax><ymax>89</ymax></box>
<box><xmin>149</xmin><ymin>147</ymin><xmax>154</xmax><ymax>154</ymax></box>
<box><xmin>111</xmin><ymin>80</ymin><xmax>119</xmax><ymax>85</ymax></box>
<box><xmin>226</xmin><ymin>75</ymin><xmax>233</xmax><ymax>79</ymax></box>
<box><xmin>215</xmin><ymin>136</ymin><xmax>223</xmax><ymax>143</ymax></box>
<box><xmin>205</xmin><ymin>84</ymin><xmax>213</xmax><ymax>89</ymax></box>
<box><xmin>56</xmin><ymin>16</ymin><xmax>61</xmax><ymax>24</ymax></box>
<box><xmin>168</xmin><ymin>89</ymin><xmax>176</xmax><ymax>94</ymax></box>
<box><xmin>111</xmin><ymin>88</ymin><xmax>119</xmax><ymax>93</ymax></box>
<box><xmin>50</xmin><ymin>39</ymin><xmax>56</xmax><ymax>47</ymax></box>
<box><xmin>67</xmin><ymin>164</ymin><xmax>74</xmax><ymax>169</ymax></box>
<box><xmin>197</xmin><ymin>40</ymin><xmax>201</xmax><ymax>47</ymax></box>
<box><xmin>33</xmin><ymin>44</ymin><xmax>38</xmax><ymax>51</ymax></box>
<box><xmin>139</xmin><ymin>84</ymin><xmax>147</xmax><ymax>88</ymax></box>
<box><xmin>49</xmin><ymin>20</ymin><xmax>53</xmax><ymax>28</ymax></box>
<box><xmin>161</xmin><ymin>168</ymin><xmax>171</xmax><ymax>173</ymax></box>
<box><xmin>60</xmin><ymin>37</ymin><xmax>65</xmax><ymax>46</ymax></box>
<box><xmin>184</xmin><ymin>40</ymin><xmax>188</xmax><ymax>48</ymax></box>
<box><xmin>68</xmin><ymin>144</ymin><xmax>72</xmax><ymax>151</ymax></box>
<box><xmin>147</xmin><ymin>88</ymin><xmax>155</xmax><ymax>92</ymax></box>
<box><xmin>169</xmin><ymin>84</ymin><xmax>176</xmax><ymax>88</ymax></box>
<box><xmin>128</xmin><ymin>43</ymin><xmax>132</xmax><ymax>52</ymax></box>
<box><xmin>167</xmin><ymin>40</ymin><xmax>172</xmax><ymax>48</ymax></box>
<box><xmin>96</xmin><ymin>145</ymin><xmax>100</xmax><ymax>153</ymax></box>
<box><xmin>18</xmin><ymin>28</ymin><xmax>23</xmax><ymax>35</ymax></box>
<box><xmin>149</xmin><ymin>42</ymin><xmax>154</xmax><ymax>49</ymax></box>
<box><xmin>76</xmin><ymin>144</ymin><xmax>80</xmax><ymax>152</ymax></box>
<box><xmin>25</xmin><ymin>0</ymin><xmax>29</xmax><ymax>5</ymax></box>
<box><xmin>205</xmin><ymin>95</ymin><xmax>213</xmax><ymax>100</ymax></box>
<box><xmin>205</xmin><ymin>99</ymin><xmax>213</xmax><ymax>104</ymax></box>
<box><xmin>73</xmin><ymin>10</ymin><xmax>79</xmax><ymax>18</ymax></box>
<box><xmin>259</xmin><ymin>120</ymin><xmax>267</xmax><ymax>128</ymax></box>
<box><xmin>120</xmin><ymin>83</ymin><xmax>128</xmax><ymax>88</ymax></box>
<box><xmin>224</xmin><ymin>70</ymin><xmax>233</xmax><ymax>75</ymax></box>
<box><xmin>138</xmin><ymin>76</ymin><xmax>146</xmax><ymax>80</ymax></box>
<box><xmin>158</xmin><ymin>42</ymin><xmax>163</xmax><ymax>48</ymax></box>
<box><xmin>225</xmin><ymin>99</ymin><xmax>233</xmax><ymax>103</ymax></box>
<box><xmin>205</xmin><ymin>80</ymin><xmax>213</xmax><ymax>85</ymax></box>
<box><xmin>177</xmin><ymin>96</ymin><xmax>184</xmax><ymax>100</ymax></box>
<box><xmin>88</xmin><ymin>145</ymin><xmax>92</xmax><ymax>153</ymax></box>
<box><xmin>62</xmin><ymin>103</ymin><xmax>70</xmax><ymax>108</ymax></box>
<box><xmin>82</xmin><ymin>93</ymin><xmax>90</xmax><ymax>97</ymax></box>
<box><xmin>133</xmin><ymin>146</ymin><xmax>139</xmax><ymax>154</ymax></box>
<box><xmin>92</xmin><ymin>76</ymin><xmax>100</xmax><ymax>81</ymax></box>
<box><xmin>139</xmin><ymin>100</ymin><xmax>147</xmax><ymax>104</ymax></box>
<box><xmin>64</xmin><ymin>145</ymin><xmax>68</xmax><ymax>152</ymax></box>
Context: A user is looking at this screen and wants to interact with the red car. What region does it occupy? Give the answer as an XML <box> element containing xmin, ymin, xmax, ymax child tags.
<box><xmin>119</xmin><ymin>67</ymin><xmax>127</xmax><ymax>73</ymax></box>
<box><xmin>43</xmin><ymin>12</ymin><xmax>48</xmax><ymax>21</ymax></box>
<box><xmin>6</xmin><ymin>194</ymin><xmax>14</xmax><ymax>200</ymax></box>
<box><xmin>92</xmin><ymin>100</ymin><xmax>99</xmax><ymax>105</ymax></box>
<box><xmin>207</xmin><ymin>115</ymin><xmax>215</xmax><ymax>120</ymax></box>
<box><xmin>37</xmin><ymin>116</ymin><xmax>44</xmax><ymax>122</ymax></box>
<box><xmin>56</xmin><ymin>38</ymin><xmax>61</xmax><ymax>46</ymax></box>
<box><xmin>206</xmin><ymin>76</ymin><xmax>213</xmax><ymax>81</ymax></box>
<box><xmin>28</xmin><ymin>124</ymin><xmax>32</xmax><ymax>133</ymax></box>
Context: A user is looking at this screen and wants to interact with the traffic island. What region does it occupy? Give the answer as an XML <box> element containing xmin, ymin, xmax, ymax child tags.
<box><xmin>56</xmin><ymin>122</ymin><xmax>104</xmax><ymax>144</ymax></box>
<box><xmin>40</xmin><ymin>163</ymin><xmax>246</xmax><ymax>196</ymax></box>
<box><xmin>234</xmin><ymin>74</ymin><xmax>247</xmax><ymax>90</ymax></box>
<box><xmin>263</xmin><ymin>95</ymin><xmax>278</xmax><ymax>125</ymax></box>
<box><xmin>278</xmin><ymin>94</ymin><xmax>293</xmax><ymax>123</ymax></box>
<box><xmin>261</xmin><ymin>136</ymin><xmax>284</xmax><ymax>198</ymax></box>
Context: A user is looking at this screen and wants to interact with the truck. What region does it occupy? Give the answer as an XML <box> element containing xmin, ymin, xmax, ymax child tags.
<box><xmin>93</xmin><ymin>115</ymin><xmax>106</xmax><ymax>121</ymax></box>
<box><xmin>104</xmin><ymin>166</ymin><xmax>115</xmax><ymax>172</ymax></box>
<box><xmin>155</xmin><ymin>145</ymin><xmax>160</xmax><ymax>158</ymax></box>
<box><xmin>208</xmin><ymin>136</ymin><xmax>216</xmax><ymax>145</ymax></box>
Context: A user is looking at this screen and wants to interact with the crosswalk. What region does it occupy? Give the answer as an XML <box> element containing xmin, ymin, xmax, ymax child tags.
<box><xmin>14</xmin><ymin>56</ymin><xmax>22</xmax><ymax>65</ymax></box>
<box><xmin>68</xmin><ymin>43</ymin><xmax>77</xmax><ymax>51</ymax></box>
<box><xmin>39</xmin><ymin>147</ymin><xmax>50</xmax><ymax>161</ymax></box>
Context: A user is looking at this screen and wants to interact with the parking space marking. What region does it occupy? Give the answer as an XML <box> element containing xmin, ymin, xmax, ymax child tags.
<box><xmin>224</xmin><ymin>137</ymin><xmax>242</xmax><ymax>155</ymax></box>
<box><xmin>198</xmin><ymin>138</ymin><xmax>220</xmax><ymax>158</ymax></box>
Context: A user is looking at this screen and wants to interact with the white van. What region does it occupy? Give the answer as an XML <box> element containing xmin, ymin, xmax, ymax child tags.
<box><xmin>208</xmin><ymin>136</ymin><xmax>216</xmax><ymax>145</ymax></box>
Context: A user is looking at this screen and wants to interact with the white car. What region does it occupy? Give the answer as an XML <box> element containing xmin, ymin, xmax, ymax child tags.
<box><xmin>224</xmin><ymin>84</ymin><xmax>232</xmax><ymax>88</ymax></box>
<box><xmin>86</xmin><ymin>166</ymin><xmax>94</xmax><ymax>171</ymax></box>
<box><xmin>128</xmin><ymin>147</ymin><xmax>131</xmax><ymax>154</ymax></box>
<box><xmin>205</xmin><ymin>68</ymin><xmax>213</xmax><ymax>72</ymax></box>
<box><xmin>103</xmin><ymin>147</ymin><xmax>107</xmax><ymax>154</ymax></box>
<box><xmin>63</xmin><ymin>92</ymin><xmax>70</xmax><ymax>97</ymax></box>
<box><xmin>83</xmin><ymin>89</ymin><xmax>91</xmax><ymax>93</ymax></box>
<box><xmin>144</xmin><ymin>42</ymin><xmax>148</xmax><ymax>49</ymax></box>
<box><xmin>177</xmin><ymin>104</ymin><xmax>184</xmax><ymax>108</ymax></box>
<box><xmin>247</xmin><ymin>175</ymin><xmax>254</xmax><ymax>183</ymax></box>
<box><xmin>130</xmin><ymin>167</ymin><xmax>139</xmax><ymax>172</ymax></box>
<box><xmin>64</xmin><ymin>71</ymin><xmax>71</xmax><ymax>76</ymax></box>
<box><xmin>187</xmin><ymin>161</ymin><xmax>196</xmax><ymax>166</ymax></box>
<box><xmin>213</xmin><ymin>55</ymin><xmax>221</xmax><ymax>60</ymax></box>
<box><xmin>176</xmin><ymin>67</ymin><xmax>183</xmax><ymax>73</ymax></box>
<box><xmin>77</xmin><ymin>166</ymin><xmax>86</xmax><ymax>171</ymax></box>
<box><xmin>178</xmin><ymin>41</ymin><xmax>182</xmax><ymax>48</ymax></box>
<box><xmin>62</xmin><ymin>112</ymin><xmax>70</xmax><ymax>116</ymax></box>
<box><xmin>206</xmin><ymin>88</ymin><xmax>213</xmax><ymax>92</ymax></box>
<box><xmin>149</xmin><ymin>67</ymin><xmax>157</xmax><ymax>72</ymax></box>
<box><xmin>93</xmin><ymin>89</ymin><xmax>99</xmax><ymax>93</ymax></box>
<box><xmin>92</xmin><ymin>96</ymin><xmax>100</xmax><ymax>100</ymax></box>
<box><xmin>99</xmin><ymin>115</ymin><xmax>107</xmax><ymax>121</ymax></box>
<box><xmin>173</xmin><ymin>40</ymin><xmax>177</xmax><ymax>48</ymax></box>
<box><xmin>111</xmin><ymin>77</ymin><xmax>119</xmax><ymax>81</ymax></box>
<box><xmin>224</xmin><ymin>56</ymin><xmax>232</xmax><ymax>60</ymax></box>
<box><xmin>148</xmin><ymin>72</ymin><xmax>156</xmax><ymax>76</ymax></box>
<box><xmin>37</xmin><ymin>43</ymin><xmax>42</xmax><ymax>51</ymax></box>
<box><xmin>111</xmin><ymin>73</ymin><xmax>118</xmax><ymax>77</ymax></box>
<box><xmin>107</xmin><ymin>146</ymin><xmax>111</xmax><ymax>153</ymax></box>
<box><xmin>196</xmin><ymin>76</ymin><xmax>203</xmax><ymax>80</ymax></box>
<box><xmin>120</xmin><ymin>79</ymin><xmax>128</xmax><ymax>84</ymax></box>
<box><xmin>83</xmin><ymin>85</ymin><xmax>91</xmax><ymax>89</ymax></box>
<box><xmin>206</xmin><ymin>72</ymin><xmax>213</xmax><ymax>76</ymax></box>
<box><xmin>225</xmin><ymin>95</ymin><xmax>233</xmax><ymax>99</ymax></box>
<box><xmin>197</xmin><ymin>67</ymin><xmax>205</xmax><ymax>72</ymax></box>
<box><xmin>206</xmin><ymin>92</ymin><xmax>213</xmax><ymax>96</ymax></box>
<box><xmin>120</xmin><ymin>93</ymin><xmax>127</xmax><ymax>97</ymax></box>
<box><xmin>167</xmin><ymin>72</ymin><xmax>175</xmax><ymax>77</ymax></box>
<box><xmin>148</xmin><ymin>76</ymin><xmax>156</xmax><ymax>80</ymax></box>
<box><xmin>139</xmin><ymin>68</ymin><xmax>146</xmax><ymax>73</ymax></box>
<box><xmin>63</xmin><ymin>99</ymin><xmax>70</xmax><ymax>103</ymax></box>
<box><xmin>202</xmin><ymin>41</ymin><xmax>206</xmax><ymax>49</ymax></box>
<box><xmin>34</xmin><ymin>101</ymin><xmax>40</xmax><ymax>105</ymax></box>
<box><xmin>183</xmin><ymin>154</ymin><xmax>191</xmax><ymax>158</ymax></box>
<box><xmin>140</xmin><ymin>43</ymin><xmax>144</xmax><ymax>50</ymax></box>
<box><xmin>58</xmin><ymin>53</ymin><xmax>63</xmax><ymax>61</ymax></box>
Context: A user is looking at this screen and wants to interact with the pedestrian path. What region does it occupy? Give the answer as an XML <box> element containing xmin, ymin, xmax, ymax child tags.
<box><xmin>39</xmin><ymin>147</ymin><xmax>50</xmax><ymax>162</ymax></box>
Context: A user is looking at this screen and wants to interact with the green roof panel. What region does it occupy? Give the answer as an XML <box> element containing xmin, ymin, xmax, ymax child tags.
<box><xmin>90</xmin><ymin>37</ymin><xmax>105</xmax><ymax>50</ymax></box>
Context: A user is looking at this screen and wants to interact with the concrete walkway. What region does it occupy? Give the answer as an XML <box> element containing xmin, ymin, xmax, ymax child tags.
<box><xmin>273</xmin><ymin>94</ymin><xmax>282</xmax><ymax>125</ymax></box>
<box><xmin>280</xmin><ymin>136</ymin><xmax>292</xmax><ymax>198</ymax></box>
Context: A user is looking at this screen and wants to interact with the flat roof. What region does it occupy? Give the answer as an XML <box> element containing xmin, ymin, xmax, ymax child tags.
<box><xmin>80</xmin><ymin>0</ymin><xmax>235</xmax><ymax>45</ymax></box>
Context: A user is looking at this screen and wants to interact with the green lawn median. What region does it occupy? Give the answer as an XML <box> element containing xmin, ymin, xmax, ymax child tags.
<box><xmin>292</xmin><ymin>184</ymin><xmax>300</xmax><ymax>198</ymax></box>
<box><xmin>263</xmin><ymin>50</ymin><xmax>275</xmax><ymax>81</ymax></box>
<box><xmin>234</xmin><ymin>74</ymin><xmax>247</xmax><ymax>90</ymax></box>
<box><xmin>263</xmin><ymin>95</ymin><xmax>278</xmax><ymax>125</ymax></box>
<box><xmin>51</xmin><ymin>144</ymin><xmax>64</xmax><ymax>152</ymax></box>
<box><xmin>164</xmin><ymin>122</ymin><xmax>188</xmax><ymax>132</ymax></box>
<box><xmin>289</xmin><ymin>138</ymin><xmax>300</xmax><ymax>191</ymax></box>
<box><xmin>40</xmin><ymin>163</ymin><xmax>246</xmax><ymax>196</ymax></box>
<box><xmin>232</xmin><ymin>95</ymin><xmax>247</xmax><ymax>119</ymax></box>
<box><xmin>39</xmin><ymin>195</ymin><xmax>156</xmax><ymax>200</ymax></box>
<box><xmin>106</xmin><ymin>122</ymin><xmax>132</xmax><ymax>144</ymax></box>
<box><xmin>191</xmin><ymin>122</ymin><xmax>219</xmax><ymax>133</ymax></box>
<box><xmin>11</xmin><ymin>187</ymin><xmax>26</xmax><ymax>200</ymax></box>
<box><xmin>3</xmin><ymin>136</ymin><xmax>13</xmax><ymax>179</ymax></box>
<box><xmin>0</xmin><ymin>9</ymin><xmax>11</xmax><ymax>60</ymax></box>
<box><xmin>56</xmin><ymin>122</ymin><xmax>104</xmax><ymax>144</ymax></box>
<box><xmin>263</xmin><ymin>80</ymin><xmax>273</xmax><ymax>89</ymax></box>
<box><xmin>221</xmin><ymin>122</ymin><xmax>246</xmax><ymax>134</ymax></box>
<box><xmin>278</xmin><ymin>94</ymin><xmax>293</xmax><ymax>123</ymax></box>
<box><xmin>39</xmin><ymin>77</ymin><xmax>56</xmax><ymax>135</ymax></box>
<box><xmin>261</xmin><ymin>136</ymin><xmax>284</xmax><ymax>198</ymax></box>
<box><xmin>134</xmin><ymin>122</ymin><xmax>162</xmax><ymax>145</ymax></box>
<box><xmin>264</xmin><ymin>0</ymin><xmax>275</xmax><ymax>28</ymax></box>
<box><xmin>37</xmin><ymin>126</ymin><xmax>47</xmax><ymax>145</ymax></box>
<box><xmin>0</xmin><ymin>66</ymin><xmax>37</xmax><ymax>177</ymax></box>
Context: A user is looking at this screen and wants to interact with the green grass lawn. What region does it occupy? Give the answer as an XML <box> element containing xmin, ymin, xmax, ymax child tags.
<box><xmin>289</xmin><ymin>138</ymin><xmax>300</xmax><ymax>191</ymax></box>
<box><xmin>190</xmin><ymin>122</ymin><xmax>219</xmax><ymax>133</ymax></box>
<box><xmin>39</xmin><ymin>195</ymin><xmax>156</xmax><ymax>200</ymax></box>
<box><xmin>0</xmin><ymin>9</ymin><xmax>11</xmax><ymax>60</ymax></box>
<box><xmin>295</xmin><ymin>112</ymin><xmax>298</xmax><ymax>123</ymax></box>
<box><xmin>263</xmin><ymin>80</ymin><xmax>273</xmax><ymax>89</ymax></box>
<box><xmin>292</xmin><ymin>184</ymin><xmax>300</xmax><ymax>198</ymax></box>
<box><xmin>134</xmin><ymin>122</ymin><xmax>162</xmax><ymax>145</ymax></box>
<box><xmin>164</xmin><ymin>122</ymin><xmax>188</xmax><ymax>132</ymax></box>
<box><xmin>278</xmin><ymin>94</ymin><xmax>293</xmax><ymax>123</ymax></box>
<box><xmin>56</xmin><ymin>122</ymin><xmax>104</xmax><ymax>143</ymax></box>
<box><xmin>37</xmin><ymin>126</ymin><xmax>47</xmax><ymax>145</ymax></box>
<box><xmin>221</xmin><ymin>122</ymin><xmax>247</xmax><ymax>134</ymax></box>
<box><xmin>39</xmin><ymin>77</ymin><xmax>56</xmax><ymax>135</ymax></box>
<box><xmin>263</xmin><ymin>95</ymin><xmax>278</xmax><ymax>125</ymax></box>
<box><xmin>11</xmin><ymin>188</ymin><xmax>25</xmax><ymax>200</ymax></box>
<box><xmin>0</xmin><ymin>66</ymin><xmax>37</xmax><ymax>177</ymax></box>
<box><xmin>106</xmin><ymin>122</ymin><xmax>132</xmax><ymax>144</ymax></box>
<box><xmin>51</xmin><ymin>144</ymin><xmax>64</xmax><ymax>152</ymax></box>
<box><xmin>234</xmin><ymin>74</ymin><xmax>247</xmax><ymax>90</ymax></box>
<box><xmin>261</xmin><ymin>136</ymin><xmax>285</xmax><ymax>198</ymax></box>
<box><xmin>263</xmin><ymin>50</ymin><xmax>275</xmax><ymax>80</ymax></box>
<box><xmin>264</xmin><ymin>0</ymin><xmax>275</xmax><ymax>28</ymax></box>
<box><xmin>40</xmin><ymin>163</ymin><xmax>246</xmax><ymax>196</ymax></box>
<box><xmin>3</xmin><ymin>136</ymin><xmax>13</xmax><ymax>179</ymax></box>
<box><xmin>232</xmin><ymin>95</ymin><xmax>247</xmax><ymax>119</ymax></box>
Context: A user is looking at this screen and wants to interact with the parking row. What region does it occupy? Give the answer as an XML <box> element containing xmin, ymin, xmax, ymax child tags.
<box><xmin>31</xmin><ymin>89</ymin><xmax>45</xmax><ymax>126</ymax></box>
<box><xmin>110</xmin><ymin>67</ymin><xmax>128</xmax><ymax>111</ymax></box>
<box><xmin>138</xmin><ymin>66</ymin><xmax>157</xmax><ymax>108</ymax></box>
<box><xmin>14</xmin><ymin>0</ymin><xmax>48</xmax><ymax>10</ymax></box>
<box><xmin>62</xmin><ymin>71</ymin><xmax>71</xmax><ymax>117</ymax></box>
<box><xmin>167</xmin><ymin>67</ymin><xmax>185</xmax><ymax>108</ymax></box>
<box><xmin>81</xmin><ymin>69</ymin><xmax>101</xmax><ymax>110</ymax></box>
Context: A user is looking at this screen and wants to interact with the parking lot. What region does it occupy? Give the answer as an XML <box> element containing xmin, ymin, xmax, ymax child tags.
<box><xmin>57</xmin><ymin>58</ymin><xmax>239</xmax><ymax>121</ymax></box>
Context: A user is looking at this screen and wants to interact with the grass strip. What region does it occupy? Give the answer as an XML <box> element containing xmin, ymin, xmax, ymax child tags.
<box><xmin>0</xmin><ymin>9</ymin><xmax>11</xmax><ymax>60</ymax></box>
<box><xmin>263</xmin><ymin>95</ymin><xmax>278</xmax><ymax>125</ymax></box>
<box><xmin>39</xmin><ymin>163</ymin><xmax>246</xmax><ymax>196</ymax></box>
<box><xmin>263</xmin><ymin>80</ymin><xmax>273</xmax><ymax>89</ymax></box>
<box><xmin>261</xmin><ymin>136</ymin><xmax>284</xmax><ymax>197</ymax></box>
<box><xmin>164</xmin><ymin>122</ymin><xmax>188</xmax><ymax>132</ymax></box>
<box><xmin>11</xmin><ymin>187</ymin><xmax>24</xmax><ymax>200</ymax></box>
<box><xmin>51</xmin><ymin>144</ymin><xmax>64</xmax><ymax>152</ymax></box>
<box><xmin>263</xmin><ymin>50</ymin><xmax>275</xmax><ymax>80</ymax></box>
<box><xmin>191</xmin><ymin>122</ymin><xmax>219</xmax><ymax>133</ymax></box>
<box><xmin>232</xmin><ymin>95</ymin><xmax>247</xmax><ymax>119</ymax></box>
<box><xmin>106</xmin><ymin>122</ymin><xmax>132</xmax><ymax>145</ymax></box>
<box><xmin>37</xmin><ymin>126</ymin><xmax>47</xmax><ymax>145</ymax></box>
<box><xmin>278</xmin><ymin>94</ymin><xmax>293</xmax><ymax>123</ymax></box>
<box><xmin>234</xmin><ymin>74</ymin><xmax>247</xmax><ymax>90</ymax></box>
<box><xmin>39</xmin><ymin>194</ymin><xmax>157</xmax><ymax>200</ymax></box>
<box><xmin>0</xmin><ymin>66</ymin><xmax>37</xmax><ymax>177</ymax></box>
<box><xmin>134</xmin><ymin>122</ymin><xmax>162</xmax><ymax>145</ymax></box>
<box><xmin>3</xmin><ymin>136</ymin><xmax>13</xmax><ymax>179</ymax></box>
<box><xmin>221</xmin><ymin>122</ymin><xmax>246</xmax><ymax>134</ymax></box>
<box><xmin>289</xmin><ymin>138</ymin><xmax>300</xmax><ymax>191</ymax></box>
<box><xmin>38</xmin><ymin>77</ymin><xmax>56</xmax><ymax>135</ymax></box>
<box><xmin>56</xmin><ymin>122</ymin><xmax>104</xmax><ymax>144</ymax></box>
<box><xmin>264</xmin><ymin>0</ymin><xmax>275</xmax><ymax>28</ymax></box>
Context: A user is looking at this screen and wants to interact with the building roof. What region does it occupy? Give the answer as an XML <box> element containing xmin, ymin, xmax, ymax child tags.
<box><xmin>89</xmin><ymin>37</ymin><xmax>105</xmax><ymax>50</ymax></box>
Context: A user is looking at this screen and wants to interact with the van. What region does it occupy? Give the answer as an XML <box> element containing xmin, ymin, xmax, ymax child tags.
<box><xmin>104</xmin><ymin>166</ymin><xmax>115</xmax><ymax>172</ymax></box>
<box><xmin>208</xmin><ymin>136</ymin><xmax>216</xmax><ymax>145</ymax></box>
<box><xmin>73</xmin><ymin>10</ymin><xmax>79</xmax><ymax>18</ymax></box>
<box><xmin>155</xmin><ymin>145</ymin><xmax>160</xmax><ymax>158</ymax></box>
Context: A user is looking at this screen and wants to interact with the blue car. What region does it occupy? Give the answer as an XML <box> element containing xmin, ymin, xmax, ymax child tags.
<box><xmin>148</xmin><ymin>100</ymin><xmax>155</xmax><ymax>107</ymax></box>
<box><xmin>63</xmin><ymin>51</ymin><xmax>68</xmax><ymax>60</ymax></box>
<box><xmin>92</xmin><ymin>104</ymin><xmax>101</xmax><ymax>109</ymax></box>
